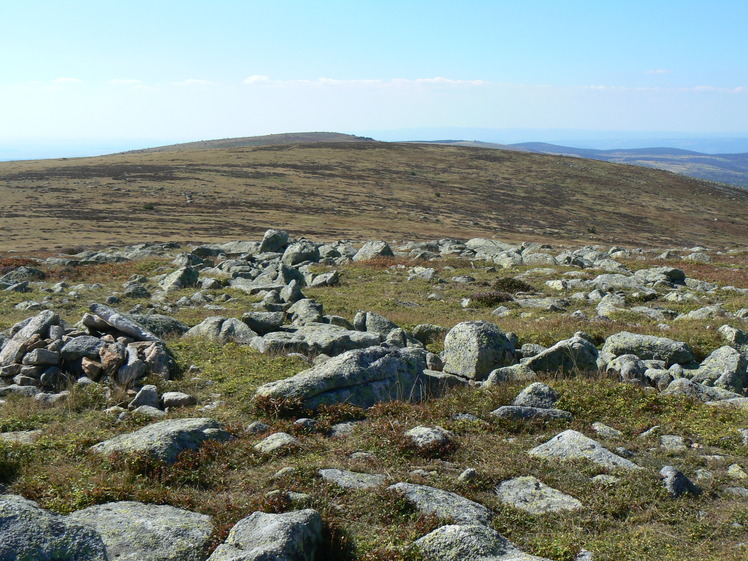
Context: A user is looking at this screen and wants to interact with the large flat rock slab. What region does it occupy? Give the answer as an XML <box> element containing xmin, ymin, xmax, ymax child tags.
<box><xmin>528</xmin><ymin>429</ymin><xmax>641</xmax><ymax>471</ymax></box>
<box><xmin>68</xmin><ymin>501</ymin><xmax>213</xmax><ymax>561</ymax></box>
<box><xmin>90</xmin><ymin>418</ymin><xmax>231</xmax><ymax>464</ymax></box>
<box><xmin>0</xmin><ymin>494</ymin><xmax>107</xmax><ymax>561</ymax></box>
<box><xmin>388</xmin><ymin>482</ymin><xmax>493</xmax><ymax>526</ymax></box>
<box><xmin>495</xmin><ymin>476</ymin><xmax>583</xmax><ymax>514</ymax></box>
<box><xmin>254</xmin><ymin>346</ymin><xmax>429</xmax><ymax>409</ymax></box>
<box><xmin>414</xmin><ymin>524</ymin><xmax>552</xmax><ymax>560</ymax></box>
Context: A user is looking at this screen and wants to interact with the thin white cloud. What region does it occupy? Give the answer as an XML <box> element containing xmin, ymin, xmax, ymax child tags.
<box><xmin>109</xmin><ymin>79</ymin><xmax>144</xmax><ymax>86</ymax></box>
<box><xmin>243</xmin><ymin>75</ymin><xmax>272</xmax><ymax>85</ymax></box>
<box><xmin>242</xmin><ymin>76</ymin><xmax>488</xmax><ymax>88</ymax></box>
<box><xmin>172</xmin><ymin>78</ymin><xmax>213</xmax><ymax>87</ymax></box>
<box><xmin>53</xmin><ymin>77</ymin><xmax>82</xmax><ymax>85</ymax></box>
<box><xmin>646</xmin><ymin>69</ymin><xmax>671</xmax><ymax>75</ymax></box>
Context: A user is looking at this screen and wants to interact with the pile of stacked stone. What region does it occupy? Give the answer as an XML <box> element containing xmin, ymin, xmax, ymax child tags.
<box><xmin>0</xmin><ymin>304</ymin><xmax>178</xmax><ymax>401</ymax></box>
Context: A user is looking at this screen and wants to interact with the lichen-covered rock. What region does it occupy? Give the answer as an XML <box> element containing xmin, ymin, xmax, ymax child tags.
<box><xmin>405</xmin><ymin>425</ymin><xmax>454</xmax><ymax>450</ymax></box>
<box><xmin>254</xmin><ymin>432</ymin><xmax>301</xmax><ymax>455</ymax></box>
<box><xmin>0</xmin><ymin>494</ymin><xmax>107</xmax><ymax>561</ymax></box>
<box><xmin>207</xmin><ymin>509</ymin><xmax>322</xmax><ymax>561</ymax></box>
<box><xmin>601</xmin><ymin>332</ymin><xmax>694</xmax><ymax>366</ymax></box>
<box><xmin>442</xmin><ymin>321</ymin><xmax>516</xmax><ymax>381</ymax></box>
<box><xmin>185</xmin><ymin>316</ymin><xmax>258</xmax><ymax>345</ymax></box>
<box><xmin>512</xmin><ymin>382</ymin><xmax>559</xmax><ymax>409</ymax></box>
<box><xmin>68</xmin><ymin>501</ymin><xmax>213</xmax><ymax>561</ymax></box>
<box><xmin>319</xmin><ymin>468</ymin><xmax>387</xmax><ymax>489</ymax></box>
<box><xmin>90</xmin><ymin>418</ymin><xmax>231</xmax><ymax>464</ymax></box>
<box><xmin>259</xmin><ymin>228</ymin><xmax>290</xmax><ymax>253</ymax></box>
<box><xmin>690</xmin><ymin>346</ymin><xmax>747</xmax><ymax>392</ymax></box>
<box><xmin>388</xmin><ymin>482</ymin><xmax>493</xmax><ymax>526</ymax></box>
<box><xmin>491</xmin><ymin>406</ymin><xmax>572</xmax><ymax>421</ymax></box>
<box><xmin>352</xmin><ymin>240</ymin><xmax>394</xmax><ymax>261</ymax></box>
<box><xmin>281</xmin><ymin>240</ymin><xmax>320</xmax><ymax>266</ymax></box>
<box><xmin>529</xmin><ymin>430</ymin><xmax>641</xmax><ymax>471</ymax></box>
<box><xmin>254</xmin><ymin>346</ymin><xmax>429</xmax><ymax>409</ymax></box>
<box><xmin>522</xmin><ymin>333</ymin><xmax>598</xmax><ymax>373</ymax></box>
<box><xmin>661</xmin><ymin>378</ymin><xmax>742</xmax><ymax>402</ymax></box>
<box><xmin>483</xmin><ymin>364</ymin><xmax>538</xmax><ymax>386</ymax></box>
<box><xmin>495</xmin><ymin>476</ymin><xmax>583</xmax><ymax>514</ymax></box>
<box><xmin>250</xmin><ymin>324</ymin><xmax>382</xmax><ymax>357</ymax></box>
<box><xmin>414</xmin><ymin>524</ymin><xmax>552</xmax><ymax>561</ymax></box>
<box><xmin>158</xmin><ymin>266</ymin><xmax>199</xmax><ymax>292</ymax></box>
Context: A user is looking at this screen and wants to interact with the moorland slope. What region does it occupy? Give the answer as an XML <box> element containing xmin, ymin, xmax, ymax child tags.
<box><xmin>2</xmin><ymin>139</ymin><xmax>748</xmax><ymax>253</ymax></box>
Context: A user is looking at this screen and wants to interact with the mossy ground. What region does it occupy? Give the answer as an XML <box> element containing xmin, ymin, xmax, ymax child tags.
<box><xmin>0</xmin><ymin>252</ymin><xmax>746</xmax><ymax>560</ymax></box>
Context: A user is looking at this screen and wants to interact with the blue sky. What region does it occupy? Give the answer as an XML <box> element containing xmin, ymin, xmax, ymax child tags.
<box><xmin>2</xmin><ymin>0</ymin><xmax>747</xmax><ymax>156</ymax></box>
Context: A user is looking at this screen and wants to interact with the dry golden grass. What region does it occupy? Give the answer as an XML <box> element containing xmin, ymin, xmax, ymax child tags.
<box><xmin>2</xmin><ymin>141</ymin><xmax>748</xmax><ymax>254</ymax></box>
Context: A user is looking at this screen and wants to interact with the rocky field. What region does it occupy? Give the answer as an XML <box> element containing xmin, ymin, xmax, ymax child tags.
<box><xmin>0</xmin><ymin>229</ymin><xmax>747</xmax><ymax>560</ymax></box>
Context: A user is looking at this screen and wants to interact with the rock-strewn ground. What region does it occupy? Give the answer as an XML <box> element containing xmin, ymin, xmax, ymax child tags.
<box><xmin>0</xmin><ymin>230</ymin><xmax>747</xmax><ymax>560</ymax></box>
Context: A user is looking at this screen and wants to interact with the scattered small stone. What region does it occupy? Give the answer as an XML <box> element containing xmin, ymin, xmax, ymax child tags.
<box><xmin>254</xmin><ymin>432</ymin><xmax>301</xmax><ymax>455</ymax></box>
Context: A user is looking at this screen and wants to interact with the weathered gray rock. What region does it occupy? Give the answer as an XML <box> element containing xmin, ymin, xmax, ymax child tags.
<box><xmin>661</xmin><ymin>378</ymin><xmax>742</xmax><ymax>402</ymax></box>
<box><xmin>405</xmin><ymin>425</ymin><xmax>454</xmax><ymax>450</ymax></box>
<box><xmin>529</xmin><ymin>430</ymin><xmax>641</xmax><ymax>471</ymax></box>
<box><xmin>495</xmin><ymin>476</ymin><xmax>583</xmax><ymax>514</ymax></box>
<box><xmin>259</xmin><ymin>229</ymin><xmax>290</xmax><ymax>253</ymax></box>
<box><xmin>89</xmin><ymin>304</ymin><xmax>160</xmax><ymax>342</ymax></box>
<box><xmin>353</xmin><ymin>240</ymin><xmax>394</xmax><ymax>261</ymax></box>
<box><xmin>319</xmin><ymin>468</ymin><xmax>387</xmax><ymax>489</ymax></box>
<box><xmin>90</xmin><ymin>418</ymin><xmax>231</xmax><ymax>464</ymax></box>
<box><xmin>254</xmin><ymin>346</ymin><xmax>429</xmax><ymax>409</ymax></box>
<box><xmin>124</xmin><ymin>313</ymin><xmax>190</xmax><ymax>338</ymax></box>
<box><xmin>388</xmin><ymin>482</ymin><xmax>492</xmax><ymax>526</ymax></box>
<box><xmin>718</xmin><ymin>324</ymin><xmax>748</xmax><ymax>347</ymax></box>
<box><xmin>0</xmin><ymin>494</ymin><xmax>107</xmax><ymax>561</ymax></box>
<box><xmin>522</xmin><ymin>333</ymin><xmax>599</xmax><ymax>373</ymax></box>
<box><xmin>591</xmin><ymin>422</ymin><xmax>623</xmax><ymax>439</ymax></box>
<box><xmin>490</xmin><ymin>406</ymin><xmax>572</xmax><ymax>421</ymax></box>
<box><xmin>254</xmin><ymin>432</ymin><xmax>301</xmax><ymax>455</ymax></box>
<box><xmin>185</xmin><ymin>317</ymin><xmax>258</xmax><ymax>345</ymax></box>
<box><xmin>483</xmin><ymin>364</ymin><xmax>538</xmax><ymax>386</ymax></box>
<box><xmin>162</xmin><ymin>391</ymin><xmax>197</xmax><ymax>408</ymax></box>
<box><xmin>61</xmin><ymin>336</ymin><xmax>105</xmax><ymax>361</ymax></box>
<box><xmin>251</xmin><ymin>324</ymin><xmax>381</xmax><ymax>357</ymax></box>
<box><xmin>513</xmin><ymin>382</ymin><xmax>559</xmax><ymax>409</ymax></box>
<box><xmin>68</xmin><ymin>501</ymin><xmax>213</xmax><ymax>561</ymax></box>
<box><xmin>207</xmin><ymin>509</ymin><xmax>322</xmax><ymax>561</ymax></box>
<box><xmin>605</xmin><ymin>354</ymin><xmax>647</xmax><ymax>384</ymax></box>
<box><xmin>690</xmin><ymin>346</ymin><xmax>747</xmax><ymax>392</ymax></box>
<box><xmin>241</xmin><ymin>311</ymin><xmax>286</xmax><ymax>334</ymax></box>
<box><xmin>0</xmin><ymin>265</ymin><xmax>45</xmax><ymax>283</ymax></box>
<box><xmin>660</xmin><ymin>466</ymin><xmax>701</xmax><ymax>497</ymax></box>
<box><xmin>442</xmin><ymin>321</ymin><xmax>516</xmax><ymax>381</ymax></box>
<box><xmin>158</xmin><ymin>266</ymin><xmax>199</xmax><ymax>292</ymax></box>
<box><xmin>414</xmin><ymin>524</ymin><xmax>552</xmax><ymax>561</ymax></box>
<box><xmin>128</xmin><ymin>384</ymin><xmax>160</xmax><ymax>410</ymax></box>
<box><xmin>22</xmin><ymin>348</ymin><xmax>60</xmax><ymax>366</ymax></box>
<box><xmin>282</xmin><ymin>240</ymin><xmax>320</xmax><ymax>266</ymax></box>
<box><xmin>602</xmin><ymin>332</ymin><xmax>694</xmax><ymax>366</ymax></box>
<box><xmin>288</xmin><ymin>299</ymin><xmax>323</xmax><ymax>324</ymax></box>
<box><xmin>0</xmin><ymin>310</ymin><xmax>59</xmax><ymax>366</ymax></box>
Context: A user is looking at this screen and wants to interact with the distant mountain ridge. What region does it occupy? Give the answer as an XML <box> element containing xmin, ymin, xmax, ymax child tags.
<box><xmin>418</xmin><ymin>140</ymin><xmax>748</xmax><ymax>188</ymax></box>
<box><xmin>124</xmin><ymin>132</ymin><xmax>376</xmax><ymax>154</ymax></box>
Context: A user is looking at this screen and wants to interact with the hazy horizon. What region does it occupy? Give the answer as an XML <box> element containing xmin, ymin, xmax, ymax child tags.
<box><xmin>2</xmin><ymin>129</ymin><xmax>748</xmax><ymax>162</ymax></box>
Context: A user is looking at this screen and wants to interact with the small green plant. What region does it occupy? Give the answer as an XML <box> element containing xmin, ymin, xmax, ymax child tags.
<box><xmin>142</xmin><ymin>202</ymin><xmax>155</xmax><ymax>210</ymax></box>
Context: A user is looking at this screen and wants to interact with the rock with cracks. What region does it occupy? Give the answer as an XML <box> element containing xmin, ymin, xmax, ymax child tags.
<box><xmin>207</xmin><ymin>509</ymin><xmax>323</xmax><ymax>561</ymax></box>
<box><xmin>254</xmin><ymin>346</ymin><xmax>431</xmax><ymax>409</ymax></box>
